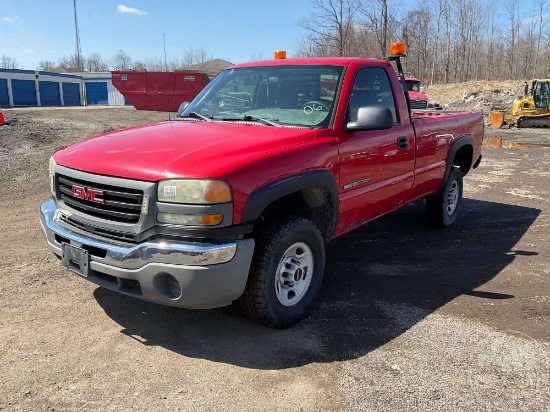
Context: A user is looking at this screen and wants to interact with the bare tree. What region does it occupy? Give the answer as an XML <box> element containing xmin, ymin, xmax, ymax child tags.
<box><xmin>533</xmin><ymin>0</ymin><xmax>550</xmax><ymax>77</ymax></box>
<box><xmin>166</xmin><ymin>57</ymin><xmax>181</xmax><ymax>71</ymax></box>
<box><xmin>250</xmin><ymin>51</ymin><xmax>265</xmax><ymax>61</ymax></box>
<box><xmin>86</xmin><ymin>53</ymin><xmax>109</xmax><ymax>72</ymax></box>
<box><xmin>180</xmin><ymin>47</ymin><xmax>213</xmax><ymax>67</ymax></box>
<box><xmin>57</xmin><ymin>54</ymin><xmax>85</xmax><ymax>70</ymax></box>
<box><xmin>111</xmin><ymin>50</ymin><xmax>133</xmax><ymax>71</ymax></box>
<box><xmin>181</xmin><ymin>48</ymin><xmax>195</xmax><ymax>67</ymax></box>
<box><xmin>294</xmin><ymin>33</ymin><xmax>335</xmax><ymax>57</ymax></box>
<box><xmin>400</xmin><ymin>3</ymin><xmax>432</xmax><ymax>81</ymax></box>
<box><xmin>297</xmin><ymin>0</ymin><xmax>362</xmax><ymax>56</ymax></box>
<box><xmin>428</xmin><ymin>0</ymin><xmax>449</xmax><ymax>84</ymax></box>
<box><xmin>483</xmin><ymin>0</ymin><xmax>499</xmax><ymax>81</ymax></box>
<box><xmin>0</xmin><ymin>55</ymin><xmax>20</xmax><ymax>69</ymax></box>
<box><xmin>504</xmin><ymin>0</ymin><xmax>520</xmax><ymax>78</ymax></box>
<box><xmin>145</xmin><ymin>58</ymin><xmax>165</xmax><ymax>71</ymax></box>
<box><xmin>37</xmin><ymin>60</ymin><xmax>56</xmax><ymax>71</ymax></box>
<box><xmin>133</xmin><ymin>60</ymin><xmax>147</xmax><ymax>71</ymax></box>
<box><xmin>194</xmin><ymin>47</ymin><xmax>211</xmax><ymax>64</ymax></box>
<box><xmin>360</xmin><ymin>0</ymin><xmax>398</xmax><ymax>58</ymax></box>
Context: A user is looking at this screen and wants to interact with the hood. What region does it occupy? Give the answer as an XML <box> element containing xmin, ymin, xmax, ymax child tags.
<box><xmin>54</xmin><ymin>120</ymin><xmax>316</xmax><ymax>181</ymax></box>
<box><xmin>408</xmin><ymin>91</ymin><xmax>428</xmax><ymax>101</ymax></box>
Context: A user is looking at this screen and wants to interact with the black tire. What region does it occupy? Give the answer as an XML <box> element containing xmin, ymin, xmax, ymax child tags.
<box><xmin>426</xmin><ymin>168</ymin><xmax>463</xmax><ymax>228</ymax></box>
<box><xmin>239</xmin><ymin>217</ymin><xmax>325</xmax><ymax>328</ymax></box>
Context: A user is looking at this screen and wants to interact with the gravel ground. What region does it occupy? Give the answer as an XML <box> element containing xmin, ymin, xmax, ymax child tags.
<box><xmin>0</xmin><ymin>107</ymin><xmax>548</xmax><ymax>411</ymax></box>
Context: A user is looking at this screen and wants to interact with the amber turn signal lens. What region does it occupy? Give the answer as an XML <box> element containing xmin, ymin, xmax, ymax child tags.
<box><xmin>389</xmin><ymin>42</ymin><xmax>407</xmax><ymax>56</ymax></box>
<box><xmin>204</xmin><ymin>181</ymin><xmax>232</xmax><ymax>203</ymax></box>
<box><xmin>202</xmin><ymin>214</ymin><xmax>223</xmax><ymax>225</ymax></box>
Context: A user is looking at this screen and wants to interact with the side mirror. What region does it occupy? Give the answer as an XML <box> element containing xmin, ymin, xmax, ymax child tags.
<box><xmin>176</xmin><ymin>102</ymin><xmax>190</xmax><ymax>117</ymax></box>
<box><xmin>346</xmin><ymin>106</ymin><xmax>394</xmax><ymax>131</ymax></box>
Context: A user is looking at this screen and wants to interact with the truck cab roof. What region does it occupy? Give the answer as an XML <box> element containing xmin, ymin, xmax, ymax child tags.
<box><xmin>231</xmin><ymin>57</ymin><xmax>388</xmax><ymax>69</ymax></box>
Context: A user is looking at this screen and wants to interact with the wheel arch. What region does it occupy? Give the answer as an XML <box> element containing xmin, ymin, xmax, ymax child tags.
<box><xmin>241</xmin><ymin>170</ymin><xmax>339</xmax><ymax>242</ymax></box>
<box><xmin>438</xmin><ymin>134</ymin><xmax>474</xmax><ymax>192</ymax></box>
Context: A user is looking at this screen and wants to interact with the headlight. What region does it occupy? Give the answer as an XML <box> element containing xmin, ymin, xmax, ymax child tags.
<box><xmin>49</xmin><ymin>156</ymin><xmax>57</xmax><ymax>195</ymax></box>
<box><xmin>157</xmin><ymin>179</ymin><xmax>232</xmax><ymax>204</ymax></box>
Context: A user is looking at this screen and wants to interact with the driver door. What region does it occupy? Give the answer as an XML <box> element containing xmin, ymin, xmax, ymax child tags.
<box><xmin>336</xmin><ymin>67</ymin><xmax>415</xmax><ymax>233</ymax></box>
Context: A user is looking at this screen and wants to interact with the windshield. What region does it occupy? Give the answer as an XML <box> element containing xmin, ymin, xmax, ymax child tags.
<box><xmin>180</xmin><ymin>65</ymin><xmax>344</xmax><ymax>128</ymax></box>
<box><xmin>405</xmin><ymin>80</ymin><xmax>421</xmax><ymax>92</ymax></box>
<box><xmin>532</xmin><ymin>81</ymin><xmax>550</xmax><ymax>109</ymax></box>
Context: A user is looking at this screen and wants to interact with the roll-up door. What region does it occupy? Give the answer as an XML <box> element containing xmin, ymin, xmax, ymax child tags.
<box><xmin>85</xmin><ymin>82</ymin><xmax>108</xmax><ymax>105</ymax></box>
<box><xmin>62</xmin><ymin>83</ymin><xmax>81</xmax><ymax>106</ymax></box>
<box><xmin>0</xmin><ymin>79</ymin><xmax>9</xmax><ymax>106</ymax></box>
<box><xmin>12</xmin><ymin>79</ymin><xmax>37</xmax><ymax>106</ymax></box>
<box><xmin>39</xmin><ymin>81</ymin><xmax>61</xmax><ymax>106</ymax></box>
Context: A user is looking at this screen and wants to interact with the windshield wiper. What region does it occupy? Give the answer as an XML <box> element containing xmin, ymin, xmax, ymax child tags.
<box><xmin>221</xmin><ymin>115</ymin><xmax>281</xmax><ymax>127</ymax></box>
<box><xmin>179</xmin><ymin>112</ymin><xmax>213</xmax><ymax>122</ymax></box>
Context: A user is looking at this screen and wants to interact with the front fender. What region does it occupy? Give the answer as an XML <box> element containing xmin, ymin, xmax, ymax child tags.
<box><xmin>241</xmin><ymin>170</ymin><xmax>339</xmax><ymax>238</ymax></box>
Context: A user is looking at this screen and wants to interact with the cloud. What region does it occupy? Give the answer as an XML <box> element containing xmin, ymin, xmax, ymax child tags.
<box><xmin>22</xmin><ymin>47</ymin><xmax>34</xmax><ymax>53</ymax></box>
<box><xmin>2</xmin><ymin>17</ymin><xmax>14</xmax><ymax>22</ymax></box>
<box><xmin>117</xmin><ymin>5</ymin><xmax>147</xmax><ymax>15</ymax></box>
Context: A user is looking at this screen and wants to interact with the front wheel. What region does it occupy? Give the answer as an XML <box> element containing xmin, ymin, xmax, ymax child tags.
<box><xmin>426</xmin><ymin>168</ymin><xmax>463</xmax><ymax>227</ymax></box>
<box><xmin>239</xmin><ymin>217</ymin><xmax>325</xmax><ymax>328</ymax></box>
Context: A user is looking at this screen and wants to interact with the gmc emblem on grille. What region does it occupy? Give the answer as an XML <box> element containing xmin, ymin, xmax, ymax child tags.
<box><xmin>72</xmin><ymin>185</ymin><xmax>104</xmax><ymax>204</ymax></box>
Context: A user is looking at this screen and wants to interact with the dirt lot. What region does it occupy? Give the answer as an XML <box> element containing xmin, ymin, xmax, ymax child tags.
<box><xmin>0</xmin><ymin>107</ymin><xmax>548</xmax><ymax>411</ymax></box>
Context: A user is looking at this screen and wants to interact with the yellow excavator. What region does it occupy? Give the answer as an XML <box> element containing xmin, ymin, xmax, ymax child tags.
<box><xmin>489</xmin><ymin>79</ymin><xmax>550</xmax><ymax>128</ymax></box>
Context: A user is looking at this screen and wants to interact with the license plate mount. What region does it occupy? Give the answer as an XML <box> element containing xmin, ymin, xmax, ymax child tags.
<box><xmin>61</xmin><ymin>243</ymin><xmax>89</xmax><ymax>278</ymax></box>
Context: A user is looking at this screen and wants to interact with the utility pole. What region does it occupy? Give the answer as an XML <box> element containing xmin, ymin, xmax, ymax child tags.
<box><xmin>73</xmin><ymin>0</ymin><xmax>83</xmax><ymax>70</ymax></box>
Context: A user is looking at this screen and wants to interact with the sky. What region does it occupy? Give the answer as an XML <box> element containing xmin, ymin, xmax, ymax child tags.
<box><xmin>0</xmin><ymin>0</ymin><xmax>544</xmax><ymax>71</ymax></box>
<box><xmin>0</xmin><ymin>0</ymin><xmax>315</xmax><ymax>70</ymax></box>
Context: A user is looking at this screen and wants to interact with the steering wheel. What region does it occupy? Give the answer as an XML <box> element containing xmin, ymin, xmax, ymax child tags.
<box><xmin>302</xmin><ymin>100</ymin><xmax>326</xmax><ymax>114</ymax></box>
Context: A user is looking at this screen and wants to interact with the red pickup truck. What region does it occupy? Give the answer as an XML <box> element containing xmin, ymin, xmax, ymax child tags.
<box><xmin>40</xmin><ymin>46</ymin><xmax>483</xmax><ymax>327</ymax></box>
<box><xmin>405</xmin><ymin>77</ymin><xmax>430</xmax><ymax>109</ymax></box>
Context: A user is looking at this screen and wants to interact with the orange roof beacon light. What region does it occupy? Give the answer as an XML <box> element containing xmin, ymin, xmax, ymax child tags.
<box><xmin>388</xmin><ymin>41</ymin><xmax>412</xmax><ymax>119</ymax></box>
<box><xmin>389</xmin><ymin>42</ymin><xmax>407</xmax><ymax>57</ymax></box>
<box><xmin>274</xmin><ymin>50</ymin><xmax>287</xmax><ymax>60</ymax></box>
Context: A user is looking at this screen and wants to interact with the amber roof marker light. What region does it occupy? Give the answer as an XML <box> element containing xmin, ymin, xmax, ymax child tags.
<box><xmin>274</xmin><ymin>50</ymin><xmax>287</xmax><ymax>59</ymax></box>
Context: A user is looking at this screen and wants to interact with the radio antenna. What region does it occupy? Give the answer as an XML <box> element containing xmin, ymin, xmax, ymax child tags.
<box><xmin>163</xmin><ymin>33</ymin><xmax>168</xmax><ymax>72</ymax></box>
<box><xmin>164</xmin><ymin>33</ymin><xmax>171</xmax><ymax>121</ymax></box>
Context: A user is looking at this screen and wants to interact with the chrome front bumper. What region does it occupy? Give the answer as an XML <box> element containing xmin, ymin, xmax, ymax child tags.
<box><xmin>40</xmin><ymin>200</ymin><xmax>255</xmax><ymax>308</ymax></box>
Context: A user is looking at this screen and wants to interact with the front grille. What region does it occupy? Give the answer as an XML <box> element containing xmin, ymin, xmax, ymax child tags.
<box><xmin>57</xmin><ymin>174</ymin><xmax>144</xmax><ymax>224</ymax></box>
<box><xmin>59</xmin><ymin>214</ymin><xmax>138</xmax><ymax>243</ymax></box>
<box><xmin>410</xmin><ymin>99</ymin><xmax>428</xmax><ymax>110</ymax></box>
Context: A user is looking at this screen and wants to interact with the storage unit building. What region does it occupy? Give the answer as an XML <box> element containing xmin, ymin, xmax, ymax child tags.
<box><xmin>0</xmin><ymin>69</ymin><xmax>83</xmax><ymax>107</ymax></box>
<box><xmin>0</xmin><ymin>70</ymin><xmax>125</xmax><ymax>107</ymax></box>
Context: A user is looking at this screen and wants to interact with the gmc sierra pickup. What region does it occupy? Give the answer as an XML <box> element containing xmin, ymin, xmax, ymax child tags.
<box><xmin>40</xmin><ymin>44</ymin><xmax>483</xmax><ymax>327</ymax></box>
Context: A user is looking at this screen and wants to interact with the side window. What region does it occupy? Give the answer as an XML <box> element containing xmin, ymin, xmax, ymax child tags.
<box><xmin>347</xmin><ymin>67</ymin><xmax>397</xmax><ymax>124</ymax></box>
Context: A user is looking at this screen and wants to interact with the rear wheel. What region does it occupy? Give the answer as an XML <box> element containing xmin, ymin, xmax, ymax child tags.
<box><xmin>239</xmin><ymin>217</ymin><xmax>325</xmax><ymax>328</ymax></box>
<box><xmin>426</xmin><ymin>168</ymin><xmax>463</xmax><ymax>227</ymax></box>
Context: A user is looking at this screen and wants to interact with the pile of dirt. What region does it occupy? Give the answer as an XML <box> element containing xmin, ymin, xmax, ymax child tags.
<box><xmin>427</xmin><ymin>80</ymin><xmax>524</xmax><ymax>114</ymax></box>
